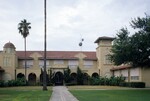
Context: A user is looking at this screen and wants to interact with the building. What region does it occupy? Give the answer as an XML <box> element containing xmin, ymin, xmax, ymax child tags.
<box><xmin>0</xmin><ymin>36</ymin><xmax>150</xmax><ymax>87</ymax></box>
<box><xmin>111</xmin><ymin>64</ymin><xmax>150</xmax><ymax>87</ymax></box>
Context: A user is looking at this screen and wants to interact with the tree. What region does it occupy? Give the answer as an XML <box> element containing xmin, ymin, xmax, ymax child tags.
<box><xmin>64</xmin><ymin>67</ymin><xmax>71</xmax><ymax>83</ymax></box>
<box><xmin>18</xmin><ymin>19</ymin><xmax>31</xmax><ymax>84</ymax></box>
<box><xmin>129</xmin><ymin>15</ymin><xmax>150</xmax><ymax>67</ymax></box>
<box><xmin>111</xmin><ymin>14</ymin><xmax>150</xmax><ymax>67</ymax></box>
<box><xmin>77</xmin><ymin>67</ymin><xmax>84</xmax><ymax>85</ymax></box>
<box><xmin>111</xmin><ymin>28</ymin><xmax>131</xmax><ymax>65</ymax></box>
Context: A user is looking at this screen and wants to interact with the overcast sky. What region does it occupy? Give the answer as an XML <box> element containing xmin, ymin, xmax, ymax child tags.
<box><xmin>0</xmin><ymin>0</ymin><xmax>149</xmax><ymax>51</ymax></box>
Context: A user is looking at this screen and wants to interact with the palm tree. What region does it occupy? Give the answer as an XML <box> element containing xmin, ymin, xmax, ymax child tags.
<box><xmin>18</xmin><ymin>19</ymin><xmax>31</xmax><ymax>85</ymax></box>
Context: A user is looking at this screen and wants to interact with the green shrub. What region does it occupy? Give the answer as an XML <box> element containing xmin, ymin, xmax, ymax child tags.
<box><xmin>119</xmin><ymin>82</ymin><xmax>128</xmax><ymax>87</ymax></box>
<box><xmin>8</xmin><ymin>80</ymin><xmax>16</xmax><ymax>86</ymax></box>
<box><xmin>0</xmin><ymin>78</ymin><xmax>26</xmax><ymax>87</ymax></box>
<box><xmin>109</xmin><ymin>76</ymin><xmax>125</xmax><ymax>86</ymax></box>
<box><xmin>16</xmin><ymin>78</ymin><xmax>26</xmax><ymax>86</ymax></box>
<box><xmin>65</xmin><ymin>82</ymin><xmax>77</xmax><ymax>86</ymax></box>
<box><xmin>0</xmin><ymin>80</ymin><xmax>5</xmax><ymax>87</ymax></box>
<box><xmin>129</xmin><ymin>82</ymin><xmax>145</xmax><ymax>88</ymax></box>
<box><xmin>77</xmin><ymin>67</ymin><xmax>84</xmax><ymax>85</ymax></box>
<box><xmin>89</xmin><ymin>76</ymin><xmax>125</xmax><ymax>86</ymax></box>
<box><xmin>64</xmin><ymin>67</ymin><xmax>71</xmax><ymax>83</ymax></box>
<box><xmin>119</xmin><ymin>82</ymin><xmax>145</xmax><ymax>88</ymax></box>
<box><xmin>90</xmin><ymin>77</ymin><xmax>100</xmax><ymax>85</ymax></box>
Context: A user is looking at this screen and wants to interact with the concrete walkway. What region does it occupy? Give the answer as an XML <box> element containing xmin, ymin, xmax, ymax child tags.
<box><xmin>49</xmin><ymin>86</ymin><xmax>79</xmax><ymax>101</ymax></box>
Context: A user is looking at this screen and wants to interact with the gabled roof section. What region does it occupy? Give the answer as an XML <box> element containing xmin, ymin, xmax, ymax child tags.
<box><xmin>16</xmin><ymin>51</ymin><xmax>97</xmax><ymax>60</ymax></box>
<box><xmin>94</xmin><ymin>36</ymin><xmax>115</xmax><ymax>43</ymax></box>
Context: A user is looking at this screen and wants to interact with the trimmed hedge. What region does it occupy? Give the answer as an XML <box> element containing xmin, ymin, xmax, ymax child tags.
<box><xmin>65</xmin><ymin>83</ymin><xmax>77</xmax><ymax>86</ymax></box>
<box><xmin>119</xmin><ymin>82</ymin><xmax>145</xmax><ymax>88</ymax></box>
<box><xmin>89</xmin><ymin>76</ymin><xmax>125</xmax><ymax>86</ymax></box>
<box><xmin>0</xmin><ymin>80</ymin><xmax>6</xmax><ymax>87</ymax></box>
<box><xmin>0</xmin><ymin>78</ymin><xmax>26</xmax><ymax>87</ymax></box>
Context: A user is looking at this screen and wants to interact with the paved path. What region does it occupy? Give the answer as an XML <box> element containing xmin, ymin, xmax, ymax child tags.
<box><xmin>49</xmin><ymin>86</ymin><xmax>79</xmax><ymax>101</ymax></box>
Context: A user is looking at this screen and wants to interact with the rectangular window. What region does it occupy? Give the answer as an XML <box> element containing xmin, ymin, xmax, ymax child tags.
<box><xmin>114</xmin><ymin>70</ymin><xmax>120</xmax><ymax>77</ymax></box>
<box><xmin>68</xmin><ymin>60</ymin><xmax>78</xmax><ymax>69</ymax></box>
<box><xmin>3</xmin><ymin>57</ymin><xmax>11</xmax><ymax>67</ymax></box>
<box><xmin>121</xmin><ymin>70</ymin><xmax>128</xmax><ymax>80</ymax></box>
<box><xmin>104</xmin><ymin>55</ymin><xmax>112</xmax><ymax>64</ymax></box>
<box><xmin>130</xmin><ymin>68</ymin><xmax>140</xmax><ymax>80</ymax></box>
<box><xmin>39</xmin><ymin>60</ymin><xmax>49</xmax><ymax>68</ymax></box>
<box><xmin>23</xmin><ymin>60</ymin><xmax>33</xmax><ymax>68</ymax></box>
<box><xmin>84</xmin><ymin>60</ymin><xmax>93</xmax><ymax>68</ymax></box>
<box><xmin>131</xmin><ymin>76</ymin><xmax>139</xmax><ymax>80</ymax></box>
<box><xmin>54</xmin><ymin>60</ymin><xmax>64</xmax><ymax>65</ymax></box>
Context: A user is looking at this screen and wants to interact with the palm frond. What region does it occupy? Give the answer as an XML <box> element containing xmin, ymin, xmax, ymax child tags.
<box><xmin>18</xmin><ymin>19</ymin><xmax>31</xmax><ymax>38</ymax></box>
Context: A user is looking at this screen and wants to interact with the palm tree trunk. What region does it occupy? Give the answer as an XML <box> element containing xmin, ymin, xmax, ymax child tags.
<box><xmin>25</xmin><ymin>37</ymin><xmax>27</xmax><ymax>85</ymax></box>
<box><xmin>43</xmin><ymin>0</ymin><xmax>48</xmax><ymax>91</ymax></box>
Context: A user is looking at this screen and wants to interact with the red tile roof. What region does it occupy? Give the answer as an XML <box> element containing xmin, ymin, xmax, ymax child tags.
<box><xmin>16</xmin><ymin>51</ymin><xmax>97</xmax><ymax>60</ymax></box>
<box><xmin>110</xmin><ymin>65</ymin><xmax>131</xmax><ymax>71</ymax></box>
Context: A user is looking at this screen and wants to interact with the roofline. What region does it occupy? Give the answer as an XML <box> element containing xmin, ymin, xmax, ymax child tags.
<box><xmin>94</xmin><ymin>36</ymin><xmax>115</xmax><ymax>43</ymax></box>
<box><xmin>110</xmin><ymin>65</ymin><xmax>132</xmax><ymax>71</ymax></box>
<box><xmin>38</xmin><ymin>58</ymin><xmax>79</xmax><ymax>60</ymax></box>
<box><xmin>18</xmin><ymin>57</ymin><xmax>33</xmax><ymax>60</ymax></box>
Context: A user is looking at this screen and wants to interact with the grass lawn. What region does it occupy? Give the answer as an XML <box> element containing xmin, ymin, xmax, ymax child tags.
<box><xmin>69</xmin><ymin>86</ymin><xmax>150</xmax><ymax>101</ymax></box>
<box><xmin>0</xmin><ymin>86</ymin><xmax>52</xmax><ymax>101</ymax></box>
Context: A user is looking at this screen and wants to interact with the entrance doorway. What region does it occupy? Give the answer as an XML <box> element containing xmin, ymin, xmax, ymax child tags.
<box><xmin>17</xmin><ymin>73</ymin><xmax>25</xmax><ymax>79</ymax></box>
<box><xmin>28</xmin><ymin>73</ymin><xmax>36</xmax><ymax>86</ymax></box>
<box><xmin>55</xmin><ymin>72</ymin><xmax>63</xmax><ymax>85</ymax></box>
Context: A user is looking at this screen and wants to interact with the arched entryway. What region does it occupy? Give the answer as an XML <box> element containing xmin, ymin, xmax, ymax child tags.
<box><xmin>54</xmin><ymin>72</ymin><xmax>63</xmax><ymax>86</ymax></box>
<box><xmin>83</xmin><ymin>73</ymin><xmax>89</xmax><ymax>85</ymax></box>
<box><xmin>28</xmin><ymin>73</ymin><xmax>36</xmax><ymax>86</ymax></box>
<box><xmin>40</xmin><ymin>73</ymin><xmax>49</xmax><ymax>85</ymax></box>
<box><xmin>17</xmin><ymin>73</ymin><xmax>25</xmax><ymax>79</ymax></box>
<box><xmin>92</xmin><ymin>72</ymin><xmax>99</xmax><ymax>78</ymax></box>
<box><xmin>70</xmin><ymin>73</ymin><xmax>77</xmax><ymax>84</ymax></box>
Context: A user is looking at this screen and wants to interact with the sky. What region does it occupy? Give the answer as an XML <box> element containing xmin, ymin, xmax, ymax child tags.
<box><xmin>0</xmin><ymin>0</ymin><xmax>149</xmax><ymax>51</ymax></box>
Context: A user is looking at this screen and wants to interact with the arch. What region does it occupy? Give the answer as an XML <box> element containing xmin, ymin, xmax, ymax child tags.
<box><xmin>17</xmin><ymin>73</ymin><xmax>25</xmax><ymax>79</ymax></box>
<box><xmin>83</xmin><ymin>73</ymin><xmax>89</xmax><ymax>85</ymax></box>
<box><xmin>28</xmin><ymin>73</ymin><xmax>36</xmax><ymax>85</ymax></box>
<box><xmin>40</xmin><ymin>73</ymin><xmax>49</xmax><ymax>85</ymax></box>
<box><xmin>70</xmin><ymin>73</ymin><xmax>77</xmax><ymax>83</ymax></box>
<box><xmin>54</xmin><ymin>72</ymin><xmax>63</xmax><ymax>85</ymax></box>
<box><xmin>92</xmin><ymin>72</ymin><xmax>99</xmax><ymax>78</ymax></box>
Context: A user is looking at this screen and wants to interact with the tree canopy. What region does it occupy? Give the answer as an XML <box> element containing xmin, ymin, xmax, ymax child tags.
<box><xmin>111</xmin><ymin>15</ymin><xmax>150</xmax><ymax>67</ymax></box>
<box><xmin>18</xmin><ymin>19</ymin><xmax>31</xmax><ymax>38</ymax></box>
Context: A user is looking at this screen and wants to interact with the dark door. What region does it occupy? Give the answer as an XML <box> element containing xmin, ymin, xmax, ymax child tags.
<box><xmin>55</xmin><ymin>72</ymin><xmax>63</xmax><ymax>85</ymax></box>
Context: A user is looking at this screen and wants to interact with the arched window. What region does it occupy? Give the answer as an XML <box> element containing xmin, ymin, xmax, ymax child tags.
<box><xmin>92</xmin><ymin>72</ymin><xmax>99</xmax><ymax>78</ymax></box>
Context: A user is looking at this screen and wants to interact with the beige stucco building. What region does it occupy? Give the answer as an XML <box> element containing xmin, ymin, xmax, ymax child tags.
<box><xmin>0</xmin><ymin>36</ymin><xmax>150</xmax><ymax>87</ymax></box>
<box><xmin>111</xmin><ymin>65</ymin><xmax>150</xmax><ymax>87</ymax></box>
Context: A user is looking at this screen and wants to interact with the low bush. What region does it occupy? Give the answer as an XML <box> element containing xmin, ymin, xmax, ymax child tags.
<box><xmin>89</xmin><ymin>76</ymin><xmax>125</xmax><ymax>86</ymax></box>
<box><xmin>0</xmin><ymin>78</ymin><xmax>26</xmax><ymax>87</ymax></box>
<box><xmin>90</xmin><ymin>77</ymin><xmax>100</xmax><ymax>85</ymax></box>
<box><xmin>109</xmin><ymin>76</ymin><xmax>125</xmax><ymax>86</ymax></box>
<box><xmin>119</xmin><ymin>82</ymin><xmax>145</xmax><ymax>88</ymax></box>
<box><xmin>65</xmin><ymin>83</ymin><xmax>77</xmax><ymax>86</ymax></box>
<box><xmin>129</xmin><ymin>82</ymin><xmax>145</xmax><ymax>88</ymax></box>
<box><xmin>119</xmin><ymin>82</ymin><xmax>129</xmax><ymax>87</ymax></box>
<box><xmin>0</xmin><ymin>80</ymin><xmax>5</xmax><ymax>87</ymax></box>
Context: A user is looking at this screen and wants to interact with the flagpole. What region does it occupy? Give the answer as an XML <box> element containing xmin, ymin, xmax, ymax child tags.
<box><xmin>43</xmin><ymin>0</ymin><xmax>48</xmax><ymax>91</ymax></box>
